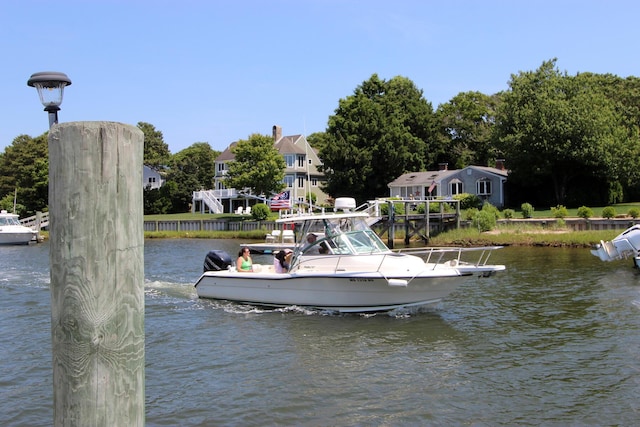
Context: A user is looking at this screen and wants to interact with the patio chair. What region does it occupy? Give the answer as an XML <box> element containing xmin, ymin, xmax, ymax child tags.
<box><xmin>282</xmin><ymin>229</ymin><xmax>295</xmax><ymax>243</ymax></box>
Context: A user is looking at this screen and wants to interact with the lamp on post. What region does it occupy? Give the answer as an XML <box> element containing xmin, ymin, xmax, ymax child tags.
<box><xmin>27</xmin><ymin>71</ymin><xmax>72</xmax><ymax>129</ymax></box>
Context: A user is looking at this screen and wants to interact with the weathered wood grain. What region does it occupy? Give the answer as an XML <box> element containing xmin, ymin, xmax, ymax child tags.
<box><xmin>48</xmin><ymin>122</ymin><xmax>144</xmax><ymax>426</ymax></box>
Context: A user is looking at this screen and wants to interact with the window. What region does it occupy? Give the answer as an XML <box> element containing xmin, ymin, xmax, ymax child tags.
<box><xmin>311</xmin><ymin>178</ymin><xmax>318</xmax><ymax>187</ymax></box>
<box><xmin>297</xmin><ymin>155</ymin><xmax>305</xmax><ymax>168</ymax></box>
<box><xmin>450</xmin><ymin>180</ymin><xmax>463</xmax><ymax>195</ymax></box>
<box><xmin>284</xmin><ymin>175</ymin><xmax>294</xmax><ymax>188</ymax></box>
<box><xmin>298</xmin><ymin>177</ymin><xmax>305</xmax><ymax>188</ymax></box>
<box><xmin>477</xmin><ymin>179</ymin><xmax>492</xmax><ymax>195</ymax></box>
<box><xmin>284</xmin><ymin>155</ymin><xmax>295</xmax><ymax>168</ymax></box>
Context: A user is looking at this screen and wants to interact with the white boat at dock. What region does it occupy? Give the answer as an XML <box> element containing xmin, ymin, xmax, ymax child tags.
<box><xmin>0</xmin><ymin>210</ymin><xmax>38</xmax><ymax>245</ymax></box>
<box><xmin>194</xmin><ymin>198</ymin><xmax>506</xmax><ymax>313</ymax></box>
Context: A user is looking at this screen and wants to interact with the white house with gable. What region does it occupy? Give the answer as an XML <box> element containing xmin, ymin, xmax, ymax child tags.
<box><xmin>143</xmin><ymin>165</ymin><xmax>164</xmax><ymax>190</ymax></box>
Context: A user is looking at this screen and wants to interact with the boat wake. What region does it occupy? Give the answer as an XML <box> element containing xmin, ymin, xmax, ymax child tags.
<box><xmin>195</xmin><ymin>298</ymin><xmax>443</xmax><ymax>318</ymax></box>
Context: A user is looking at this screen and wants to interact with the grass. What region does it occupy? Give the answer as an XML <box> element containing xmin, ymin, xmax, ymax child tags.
<box><xmin>427</xmin><ymin>224</ymin><xmax>619</xmax><ymax>247</ymax></box>
<box><xmin>521</xmin><ymin>202</ymin><xmax>640</xmax><ymax>219</ymax></box>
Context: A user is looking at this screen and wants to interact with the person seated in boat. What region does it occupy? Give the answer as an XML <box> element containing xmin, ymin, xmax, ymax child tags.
<box><xmin>303</xmin><ymin>233</ymin><xmax>329</xmax><ymax>255</ymax></box>
<box><xmin>274</xmin><ymin>249</ymin><xmax>293</xmax><ymax>273</ymax></box>
<box><xmin>303</xmin><ymin>233</ymin><xmax>321</xmax><ymax>254</ymax></box>
<box><xmin>236</xmin><ymin>247</ymin><xmax>253</xmax><ymax>272</ymax></box>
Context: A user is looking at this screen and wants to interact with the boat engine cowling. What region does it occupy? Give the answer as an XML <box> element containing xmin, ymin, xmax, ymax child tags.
<box><xmin>204</xmin><ymin>250</ymin><xmax>232</xmax><ymax>272</ymax></box>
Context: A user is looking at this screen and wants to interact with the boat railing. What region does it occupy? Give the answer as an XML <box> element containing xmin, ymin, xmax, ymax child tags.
<box><xmin>394</xmin><ymin>246</ymin><xmax>503</xmax><ymax>268</ymax></box>
<box><xmin>292</xmin><ymin>246</ymin><xmax>502</xmax><ymax>274</ymax></box>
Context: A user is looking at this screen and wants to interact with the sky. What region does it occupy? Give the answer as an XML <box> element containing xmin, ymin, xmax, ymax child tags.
<box><xmin>2</xmin><ymin>0</ymin><xmax>639</xmax><ymax>154</ymax></box>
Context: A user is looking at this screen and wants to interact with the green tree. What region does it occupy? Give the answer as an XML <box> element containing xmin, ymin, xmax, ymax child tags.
<box><xmin>496</xmin><ymin>59</ymin><xmax>640</xmax><ymax>206</ymax></box>
<box><xmin>435</xmin><ymin>91</ymin><xmax>500</xmax><ymax>168</ymax></box>
<box><xmin>225</xmin><ymin>134</ymin><xmax>286</xmax><ymax>197</ymax></box>
<box><xmin>0</xmin><ymin>133</ymin><xmax>49</xmax><ymax>215</ymax></box>
<box><xmin>161</xmin><ymin>143</ymin><xmax>220</xmax><ymax>213</ymax></box>
<box><xmin>137</xmin><ymin>122</ymin><xmax>171</xmax><ymax>169</ymax></box>
<box><xmin>319</xmin><ymin>74</ymin><xmax>435</xmax><ymax>203</ymax></box>
<box><xmin>306</xmin><ymin>131</ymin><xmax>330</xmax><ymax>152</ymax></box>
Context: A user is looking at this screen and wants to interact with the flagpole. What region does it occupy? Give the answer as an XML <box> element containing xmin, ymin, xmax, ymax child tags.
<box><xmin>304</xmin><ymin>129</ymin><xmax>312</xmax><ymax>212</ymax></box>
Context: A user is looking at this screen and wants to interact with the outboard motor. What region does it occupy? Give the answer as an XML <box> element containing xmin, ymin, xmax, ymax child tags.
<box><xmin>203</xmin><ymin>250</ymin><xmax>232</xmax><ymax>272</ymax></box>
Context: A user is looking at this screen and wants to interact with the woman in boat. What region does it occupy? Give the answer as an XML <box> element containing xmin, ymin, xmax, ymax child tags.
<box><xmin>274</xmin><ymin>249</ymin><xmax>293</xmax><ymax>273</ymax></box>
<box><xmin>236</xmin><ymin>247</ymin><xmax>253</xmax><ymax>272</ymax></box>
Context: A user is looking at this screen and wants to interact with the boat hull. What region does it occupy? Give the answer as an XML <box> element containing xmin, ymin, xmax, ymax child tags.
<box><xmin>0</xmin><ymin>231</ymin><xmax>35</xmax><ymax>245</ymax></box>
<box><xmin>195</xmin><ymin>268</ymin><xmax>483</xmax><ymax>313</ymax></box>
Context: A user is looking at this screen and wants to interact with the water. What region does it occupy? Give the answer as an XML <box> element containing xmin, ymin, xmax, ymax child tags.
<box><xmin>1</xmin><ymin>240</ymin><xmax>640</xmax><ymax>426</ymax></box>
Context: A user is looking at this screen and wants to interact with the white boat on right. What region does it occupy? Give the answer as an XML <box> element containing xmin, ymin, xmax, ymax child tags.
<box><xmin>591</xmin><ymin>224</ymin><xmax>640</xmax><ymax>268</ymax></box>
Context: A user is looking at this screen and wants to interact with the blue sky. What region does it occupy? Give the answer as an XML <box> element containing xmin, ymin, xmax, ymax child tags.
<box><xmin>2</xmin><ymin>0</ymin><xmax>639</xmax><ymax>154</ymax></box>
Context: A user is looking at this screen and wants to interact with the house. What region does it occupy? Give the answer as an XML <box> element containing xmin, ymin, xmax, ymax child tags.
<box><xmin>193</xmin><ymin>125</ymin><xmax>328</xmax><ymax>213</ymax></box>
<box><xmin>388</xmin><ymin>161</ymin><xmax>508</xmax><ymax>208</ymax></box>
<box><xmin>143</xmin><ymin>165</ymin><xmax>164</xmax><ymax>190</ymax></box>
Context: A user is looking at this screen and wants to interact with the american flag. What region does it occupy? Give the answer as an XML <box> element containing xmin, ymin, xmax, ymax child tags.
<box><xmin>270</xmin><ymin>190</ymin><xmax>291</xmax><ymax>209</ymax></box>
<box><xmin>428</xmin><ymin>180</ymin><xmax>436</xmax><ymax>194</ymax></box>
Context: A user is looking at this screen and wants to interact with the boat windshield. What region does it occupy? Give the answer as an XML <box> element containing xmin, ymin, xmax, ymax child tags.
<box><xmin>0</xmin><ymin>217</ymin><xmax>21</xmax><ymax>226</ymax></box>
<box><xmin>300</xmin><ymin>216</ymin><xmax>390</xmax><ymax>255</ymax></box>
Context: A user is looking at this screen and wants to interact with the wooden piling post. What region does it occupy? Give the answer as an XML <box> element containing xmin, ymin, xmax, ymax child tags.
<box><xmin>387</xmin><ymin>200</ymin><xmax>395</xmax><ymax>249</ymax></box>
<box><xmin>48</xmin><ymin>122</ymin><xmax>145</xmax><ymax>426</ymax></box>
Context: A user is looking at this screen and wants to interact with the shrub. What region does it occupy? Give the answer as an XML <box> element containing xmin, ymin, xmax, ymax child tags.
<box><xmin>482</xmin><ymin>202</ymin><xmax>500</xmax><ymax>220</ymax></box>
<box><xmin>551</xmin><ymin>205</ymin><xmax>568</xmax><ymax>219</ymax></box>
<box><xmin>502</xmin><ymin>209</ymin><xmax>515</xmax><ymax>219</ymax></box>
<box><xmin>472</xmin><ymin>209</ymin><xmax>497</xmax><ymax>232</ymax></box>
<box><xmin>380</xmin><ymin>199</ymin><xmax>405</xmax><ymax>216</ymax></box>
<box><xmin>251</xmin><ymin>203</ymin><xmax>270</xmax><ymax>221</ymax></box>
<box><xmin>602</xmin><ymin>206</ymin><xmax>616</xmax><ymax>219</ymax></box>
<box><xmin>577</xmin><ymin>206</ymin><xmax>593</xmax><ymax>219</ymax></box>
<box><xmin>521</xmin><ymin>203</ymin><xmax>534</xmax><ymax>218</ymax></box>
<box><xmin>454</xmin><ymin>193</ymin><xmax>483</xmax><ymax>210</ymax></box>
<box><xmin>628</xmin><ymin>208</ymin><xmax>640</xmax><ymax>219</ymax></box>
<box><xmin>464</xmin><ymin>207</ymin><xmax>479</xmax><ymax>221</ymax></box>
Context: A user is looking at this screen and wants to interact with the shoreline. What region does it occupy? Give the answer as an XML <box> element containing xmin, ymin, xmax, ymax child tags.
<box><xmin>36</xmin><ymin>227</ymin><xmax>618</xmax><ymax>248</ymax></box>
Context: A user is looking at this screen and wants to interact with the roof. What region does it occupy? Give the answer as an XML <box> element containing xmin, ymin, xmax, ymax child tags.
<box><xmin>388</xmin><ymin>170</ymin><xmax>455</xmax><ymax>187</ymax></box>
<box><xmin>388</xmin><ymin>166</ymin><xmax>507</xmax><ymax>187</ymax></box>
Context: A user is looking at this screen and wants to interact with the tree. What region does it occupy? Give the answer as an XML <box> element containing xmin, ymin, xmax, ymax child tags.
<box><xmin>306</xmin><ymin>131</ymin><xmax>330</xmax><ymax>152</ymax></box>
<box><xmin>319</xmin><ymin>74</ymin><xmax>436</xmax><ymax>203</ymax></box>
<box><xmin>0</xmin><ymin>133</ymin><xmax>49</xmax><ymax>215</ymax></box>
<box><xmin>137</xmin><ymin>122</ymin><xmax>171</xmax><ymax>169</ymax></box>
<box><xmin>496</xmin><ymin>59</ymin><xmax>640</xmax><ymax>206</ymax></box>
<box><xmin>435</xmin><ymin>91</ymin><xmax>500</xmax><ymax>168</ymax></box>
<box><xmin>160</xmin><ymin>142</ymin><xmax>220</xmax><ymax>213</ymax></box>
<box><xmin>225</xmin><ymin>134</ymin><xmax>286</xmax><ymax>197</ymax></box>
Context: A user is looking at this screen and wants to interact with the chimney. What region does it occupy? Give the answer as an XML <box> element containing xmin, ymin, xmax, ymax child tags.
<box><xmin>438</xmin><ymin>162</ymin><xmax>448</xmax><ymax>171</ymax></box>
<box><xmin>495</xmin><ymin>159</ymin><xmax>505</xmax><ymax>170</ymax></box>
<box><xmin>272</xmin><ymin>125</ymin><xmax>282</xmax><ymax>142</ymax></box>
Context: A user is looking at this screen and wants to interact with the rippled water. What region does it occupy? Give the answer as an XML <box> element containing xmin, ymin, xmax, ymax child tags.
<box><xmin>1</xmin><ymin>240</ymin><xmax>639</xmax><ymax>426</ymax></box>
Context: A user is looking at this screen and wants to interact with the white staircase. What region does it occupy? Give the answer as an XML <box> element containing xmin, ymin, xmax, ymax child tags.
<box><xmin>192</xmin><ymin>190</ymin><xmax>224</xmax><ymax>214</ymax></box>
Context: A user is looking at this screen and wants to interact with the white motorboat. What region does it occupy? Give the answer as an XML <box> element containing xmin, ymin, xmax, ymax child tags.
<box><xmin>0</xmin><ymin>210</ymin><xmax>37</xmax><ymax>245</ymax></box>
<box><xmin>194</xmin><ymin>198</ymin><xmax>506</xmax><ymax>313</ymax></box>
<box><xmin>591</xmin><ymin>224</ymin><xmax>640</xmax><ymax>268</ymax></box>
